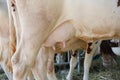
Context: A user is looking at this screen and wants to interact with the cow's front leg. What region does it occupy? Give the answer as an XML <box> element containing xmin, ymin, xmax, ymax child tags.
<box><xmin>83</xmin><ymin>52</ymin><xmax>94</xmax><ymax>80</ymax></box>
<box><xmin>66</xmin><ymin>50</ymin><xmax>78</xmax><ymax>80</ymax></box>
<box><xmin>83</xmin><ymin>41</ymin><xmax>101</xmax><ymax>80</ymax></box>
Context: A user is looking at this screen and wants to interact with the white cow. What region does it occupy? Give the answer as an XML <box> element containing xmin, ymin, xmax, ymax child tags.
<box><xmin>7</xmin><ymin>0</ymin><xmax>120</xmax><ymax>80</ymax></box>
<box><xmin>0</xmin><ymin>0</ymin><xmax>34</xmax><ymax>80</ymax></box>
<box><xmin>0</xmin><ymin>0</ymin><xmax>13</xmax><ymax>79</ymax></box>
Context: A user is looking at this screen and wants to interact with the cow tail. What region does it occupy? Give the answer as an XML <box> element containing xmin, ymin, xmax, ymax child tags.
<box><xmin>6</xmin><ymin>0</ymin><xmax>16</xmax><ymax>73</ymax></box>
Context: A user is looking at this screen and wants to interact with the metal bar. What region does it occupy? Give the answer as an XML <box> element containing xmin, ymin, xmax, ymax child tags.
<box><xmin>77</xmin><ymin>50</ymin><xmax>83</xmax><ymax>73</ymax></box>
<box><xmin>54</xmin><ymin>62</ymin><xmax>69</xmax><ymax>66</ymax></box>
<box><xmin>67</xmin><ymin>51</ymin><xmax>70</xmax><ymax>62</ymax></box>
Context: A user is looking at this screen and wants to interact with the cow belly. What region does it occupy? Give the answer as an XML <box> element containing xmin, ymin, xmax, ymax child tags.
<box><xmin>61</xmin><ymin>39</ymin><xmax>87</xmax><ymax>52</ymax></box>
<box><xmin>62</xmin><ymin>0</ymin><xmax>120</xmax><ymax>42</ymax></box>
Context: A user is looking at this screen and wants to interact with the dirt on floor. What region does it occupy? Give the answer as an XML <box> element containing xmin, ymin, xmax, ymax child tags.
<box><xmin>56</xmin><ymin>65</ymin><xmax>120</xmax><ymax>80</ymax></box>
<box><xmin>56</xmin><ymin>56</ymin><xmax>120</xmax><ymax>80</ymax></box>
<box><xmin>0</xmin><ymin>69</ymin><xmax>8</xmax><ymax>80</ymax></box>
<box><xmin>0</xmin><ymin>57</ymin><xmax>120</xmax><ymax>80</ymax></box>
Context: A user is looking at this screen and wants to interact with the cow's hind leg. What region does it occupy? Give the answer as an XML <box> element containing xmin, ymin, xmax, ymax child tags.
<box><xmin>12</xmin><ymin>61</ymin><xmax>30</xmax><ymax>80</ymax></box>
<box><xmin>11</xmin><ymin>43</ymin><xmax>40</xmax><ymax>80</ymax></box>
<box><xmin>31</xmin><ymin>47</ymin><xmax>49</xmax><ymax>80</ymax></box>
<box><xmin>47</xmin><ymin>48</ymin><xmax>57</xmax><ymax>80</ymax></box>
